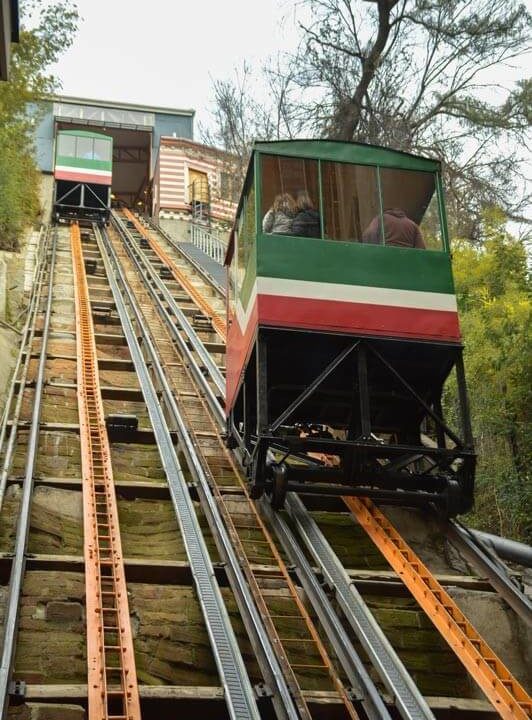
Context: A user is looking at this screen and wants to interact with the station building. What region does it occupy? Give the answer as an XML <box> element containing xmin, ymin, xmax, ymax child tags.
<box><xmin>33</xmin><ymin>95</ymin><xmax>238</xmax><ymax>234</ymax></box>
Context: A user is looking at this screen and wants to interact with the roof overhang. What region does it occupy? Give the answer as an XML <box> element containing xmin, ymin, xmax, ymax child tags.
<box><xmin>52</xmin><ymin>94</ymin><xmax>195</xmax><ymax>118</ymax></box>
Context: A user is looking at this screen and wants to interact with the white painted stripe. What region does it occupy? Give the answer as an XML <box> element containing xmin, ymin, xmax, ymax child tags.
<box><xmin>257</xmin><ymin>277</ymin><xmax>457</xmax><ymax>312</ymax></box>
<box><xmin>234</xmin><ymin>277</ymin><xmax>457</xmax><ymax>333</ymax></box>
<box><xmin>56</xmin><ymin>165</ymin><xmax>112</xmax><ymax>178</ymax></box>
<box><xmin>159</xmin><ymin>177</ymin><xmax>185</xmax><ymax>183</ymax></box>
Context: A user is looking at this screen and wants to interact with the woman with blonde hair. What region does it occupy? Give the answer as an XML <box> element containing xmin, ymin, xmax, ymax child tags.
<box><xmin>262</xmin><ymin>193</ymin><xmax>296</xmax><ymax>235</ymax></box>
<box><xmin>293</xmin><ymin>190</ymin><xmax>321</xmax><ymax>238</ymax></box>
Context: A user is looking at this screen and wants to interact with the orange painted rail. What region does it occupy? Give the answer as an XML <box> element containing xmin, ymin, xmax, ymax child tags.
<box><xmin>122</xmin><ymin>209</ymin><xmax>227</xmax><ymax>340</ymax></box>
<box><xmin>71</xmin><ymin>223</ymin><xmax>141</xmax><ymax>720</ymax></box>
<box><xmin>345</xmin><ymin>496</ymin><xmax>532</xmax><ymax>720</ymax></box>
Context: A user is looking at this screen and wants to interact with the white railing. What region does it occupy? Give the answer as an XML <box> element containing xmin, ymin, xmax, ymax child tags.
<box><xmin>190</xmin><ymin>223</ymin><xmax>226</xmax><ymax>264</ymax></box>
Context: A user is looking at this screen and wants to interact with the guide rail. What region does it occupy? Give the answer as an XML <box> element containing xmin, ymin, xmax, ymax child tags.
<box><xmin>71</xmin><ymin>222</ymin><xmax>141</xmax><ymax>720</ymax></box>
<box><xmin>121</xmin><ymin>214</ymin><xmax>532</xmax><ymax>720</ymax></box>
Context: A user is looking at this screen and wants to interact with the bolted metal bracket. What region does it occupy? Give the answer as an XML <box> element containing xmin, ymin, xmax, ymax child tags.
<box><xmin>8</xmin><ymin>680</ymin><xmax>26</xmax><ymax>704</ymax></box>
<box><xmin>254</xmin><ymin>682</ymin><xmax>273</xmax><ymax>699</ymax></box>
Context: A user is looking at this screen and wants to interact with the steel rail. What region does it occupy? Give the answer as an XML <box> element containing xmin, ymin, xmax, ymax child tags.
<box><xmin>70</xmin><ymin>223</ymin><xmax>141</xmax><ymax>720</ymax></box>
<box><xmin>101</xmin><ymin>224</ymin><xmax>300</xmax><ymax>720</ymax></box>
<box><xmin>106</xmin><ymin>223</ymin><xmax>364</xmax><ymax>720</ymax></box>
<box><xmin>111</xmin><ymin>212</ymin><xmax>225</xmax><ymax>410</ymax></box>
<box><xmin>344</xmin><ymin>497</ymin><xmax>532</xmax><ymax>720</ymax></box>
<box><xmin>122</xmin><ymin>209</ymin><xmax>227</xmax><ymax>339</ymax></box>
<box><xmin>0</xmin><ymin>229</ymin><xmax>57</xmax><ymax>718</ymax></box>
<box><xmin>444</xmin><ymin>521</ymin><xmax>532</xmax><ymax>627</ymax></box>
<box><xmin>284</xmin><ymin>494</ymin><xmax>436</xmax><ymax>720</ymax></box>
<box><xmin>94</xmin><ymin>225</ymin><xmax>262</xmax><ymax>720</ymax></box>
<box><xmin>260</xmin><ymin>498</ymin><xmax>393</xmax><ymax>720</ymax></box>
<box><xmin>144</xmin><ymin>214</ymin><xmax>225</xmax><ymax>296</ymax></box>
<box><xmin>0</xmin><ymin>228</ymin><xmax>51</xmax><ymax>511</ymax></box>
<box><xmin>112</xmin><ymin>218</ymin><xmax>440</xmax><ymax>719</ymax></box>
<box><xmin>127</xmin><ymin>220</ymin><xmax>532</xmax><ymax>719</ymax></box>
<box><xmin>155</xmin><ymin>229</ymin><xmax>532</xmax><ymax>642</ymax></box>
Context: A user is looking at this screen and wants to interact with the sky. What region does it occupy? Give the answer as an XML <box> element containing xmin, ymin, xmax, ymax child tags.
<box><xmin>38</xmin><ymin>0</ymin><xmax>531</xmax><ymax>142</ymax></box>
<box><xmin>44</xmin><ymin>0</ymin><xmax>299</xmax><ymax>134</ymax></box>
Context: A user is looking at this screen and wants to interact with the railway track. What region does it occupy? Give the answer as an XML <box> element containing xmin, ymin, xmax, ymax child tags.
<box><xmin>0</xmin><ymin>212</ymin><xmax>530</xmax><ymax>720</ymax></box>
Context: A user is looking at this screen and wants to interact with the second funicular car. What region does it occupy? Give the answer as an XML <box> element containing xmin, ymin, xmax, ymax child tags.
<box><xmin>53</xmin><ymin>129</ymin><xmax>113</xmax><ymax>224</ymax></box>
<box><xmin>225</xmin><ymin>140</ymin><xmax>476</xmax><ymax>516</ymax></box>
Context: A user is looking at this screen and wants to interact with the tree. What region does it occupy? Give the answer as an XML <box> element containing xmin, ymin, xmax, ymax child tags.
<box><xmin>446</xmin><ymin>213</ymin><xmax>531</xmax><ymax>540</ymax></box>
<box><xmin>206</xmin><ymin>0</ymin><xmax>531</xmax><ymax>238</ymax></box>
<box><xmin>294</xmin><ymin>0</ymin><xmax>531</xmax><ymax>237</ymax></box>
<box><xmin>0</xmin><ymin>0</ymin><xmax>78</xmax><ymax>250</ymax></box>
<box><xmin>201</xmin><ymin>60</ymin><xmax>305</xmax><ymax>183</ymax></box>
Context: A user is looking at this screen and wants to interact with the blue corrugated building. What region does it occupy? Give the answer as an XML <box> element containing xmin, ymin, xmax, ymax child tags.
<box><xmin>32</xmin><ymin>95</ymin><xmax>194</xmax><ymax>209</ymax></box>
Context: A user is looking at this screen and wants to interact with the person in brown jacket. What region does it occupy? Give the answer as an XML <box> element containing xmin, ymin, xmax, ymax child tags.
<box><xmin>362</xmin><ymin>208</ymin><xmax>425</xmax><ymax>248</ymax></box>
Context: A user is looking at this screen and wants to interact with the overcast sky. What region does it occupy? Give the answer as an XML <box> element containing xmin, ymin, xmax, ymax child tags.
<box><xmin>44</xmin><ymin>0</ymin><xmax>530</xmax><ymax>140</ymax></box>
<box><xmin>45</xmin><ymin>0</ymin><xmax>298</xmax><ymax>134</ymax></box>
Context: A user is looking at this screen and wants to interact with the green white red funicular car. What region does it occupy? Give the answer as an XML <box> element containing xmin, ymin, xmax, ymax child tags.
<box><xmin>53</xmin><ymin>129</ymin><xmax>113</xmax><ymax>224</ymax></box>
<box><xmin>225</xmin><ymin>139</ymin><xmax>475</xmax><ymax>516</ymax></box>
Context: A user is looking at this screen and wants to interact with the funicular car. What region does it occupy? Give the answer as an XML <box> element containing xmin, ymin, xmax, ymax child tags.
<box><xmin>53</xmin><ymin>129</ymin><xmax>113</xmax><ymax>224</ymax></box>
<box><xmin>225</xmin><ymin>140</ymin><xmax>476</xmax><ymax>516</ymax></box>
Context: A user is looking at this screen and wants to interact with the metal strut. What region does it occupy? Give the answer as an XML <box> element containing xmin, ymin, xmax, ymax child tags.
<box><xmin>70</xmin><ymin>222</ymin><xmax>142</xmax><ymax>720</ymax></box>
<box><xmin>344</xmin><ymin>496</ymin><xmax>532</xmax><ymax>720</ymax></box>
<box><xmin>122</xmin><ymin>209</ymin><xmax>227</xmax><ymax>339</ymax></box>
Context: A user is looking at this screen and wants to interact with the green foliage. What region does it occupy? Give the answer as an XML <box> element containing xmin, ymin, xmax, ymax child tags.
<box><xmin>0</xmin><ymin>1</ymin><xmax>78</xmax><ymax>250</ymax></box>
<box><xmin>448</xmin><ymin>212</ymin><xmax>531</xmax><ymax>540</ymax></box>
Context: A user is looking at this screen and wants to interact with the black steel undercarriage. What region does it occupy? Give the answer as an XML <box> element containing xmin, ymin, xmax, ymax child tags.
<box><xmin>54</xmin><ymin>180</ymin><xmax>111</xmax><ymax>224</ymax></box>
<box><xmin>227</xmin><ymin>327</ymin><xmax>476</xmax><ymax>517</ymax></box>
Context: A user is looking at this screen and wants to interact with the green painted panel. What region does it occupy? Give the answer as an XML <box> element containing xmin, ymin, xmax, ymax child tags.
<box><xmin>256</xmin><ymin>234</ymin><xmax>455</xmax><ymax>294</ymax></box>
<box><xmin>254</xmin><ymin>140</ymin><xmax>439</xmax><ymax>172</ymax></box>
<box><xmin>239</xmin><ymin>242</ymin><xmax>257</xmax><ymax>309</ymax></box>
<box><xmin>56</xmin><ymin>155</ymin><xmax>113</xmax><ymax>172</ymax></box>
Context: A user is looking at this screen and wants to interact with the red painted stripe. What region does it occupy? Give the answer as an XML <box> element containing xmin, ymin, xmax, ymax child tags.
<box><xmin>55</xmin><ymin>170</ymin><xmax>112</xmax><ymax>185</ymax></box>
<box><xmin>226</xmin><ymin>301</ymin><xmax>258</xmax><ymax>413</ymax></box>
<box><xmin>257</xmin><ymin>294</ymin><xmax>461</xmax><ymax>342</ymax></box>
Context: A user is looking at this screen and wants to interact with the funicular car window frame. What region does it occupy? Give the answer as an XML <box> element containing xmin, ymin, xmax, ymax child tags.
<box><xmin>93</xmin><ymin>137</ymin><xmax>111</xmax><ymax>162</ymax></box>
<box><xmin>234</xmin><ymin>163</ymin><xmax>256</xmax><ymax>310</ymax></box>
<box><xmin>320</xmin><ymin>160</ymin><xmax>382</xmax><ymax>243</ymax></box>
<box><xmin>76</xmin><ymin>135</ymin><xmax>94</xmax><ymax>159</ymax></box>
<box><xmin>378</xmin><ymin>165</ymin><xmax>445</xmax><ymax>251</ymax></box>
<box><xmin>256</xmin><ymin>148</ymin><xmax>449</xmax><ymax>253</ymax></box>
<box><xmin>57</xmin><ymin>134</ymin><xmax>76</xmax><ymax>158</ymax></box>
<box><xmin>259</xmin><ymin>153</ymin><xmax>320</xmax><ymax>237</ymax></box>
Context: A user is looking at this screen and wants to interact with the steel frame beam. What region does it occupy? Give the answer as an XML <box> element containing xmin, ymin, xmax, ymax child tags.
<box><xmin>344</xmin><ymin>496</ymin><xmax>532</xmax><ymax>720</ymax></box>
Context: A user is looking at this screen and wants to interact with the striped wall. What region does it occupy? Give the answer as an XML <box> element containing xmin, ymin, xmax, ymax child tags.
<box><xmin>153</xmin><ymin>138</ymin><xmax>237</xmax><ymax>224</ymax></box>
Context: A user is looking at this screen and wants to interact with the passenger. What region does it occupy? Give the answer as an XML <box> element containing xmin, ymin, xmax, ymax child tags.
<box><xmin>292</xmin><ymin>190</ymin><xmax>321</xmax><ymax>238</ymax></box>
<box><xmin>362</xmin><ymin>208</ymin><xmax>425</xmax><ymax>249</ymax></box>
<box><xmin>262</xmin><ymin>193</ymin><xmax>296</xmax><ymax>235</ymax></box>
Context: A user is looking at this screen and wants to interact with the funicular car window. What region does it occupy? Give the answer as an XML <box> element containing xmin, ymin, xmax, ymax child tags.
<box><xmin>378</xmin><ymin>167</ymin><xmax>443</xmax><ymax>250</ymax></box>
<box><xmin>235</xmin><ymin>183</ymin><xmax>255</xmax><ymax>307</ymax></box>
<box><xmin>93</xmin><ymin>137</ymin><xmax>111</xmax><ymax>161</ymax></box>
<box><xmin>261</xmin><ymin>154</ymin><xmax>320</xmax><ymax>238</ymax></box>
<box><xmin>76</xmin><ymin>136</ymin><xmax>94</xmax><ymax>159</ymax></box>
<box><xmin>321</xmin><ymin>161</ymin><xmax>380</xmax><ymax>242</ymax></box>
<box><xmin>57</xmin><ymin>134</ymin><xmax>76</xmax><ymax>157</ymax></box>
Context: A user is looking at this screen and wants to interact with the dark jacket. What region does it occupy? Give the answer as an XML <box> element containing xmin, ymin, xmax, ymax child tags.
<box><xmin>292</xmin><ymin>209</ymin><xmax>321</xmax><ymax>238</ymax></box>
<box><xmin>363</xmin><ymin>209</ymin><xmax>425</xmax><ymax>248</ymax></box>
